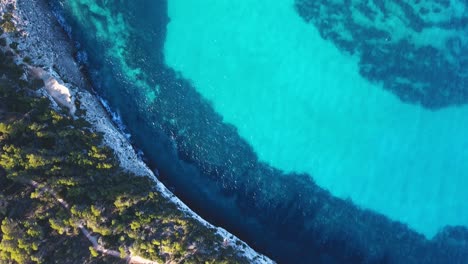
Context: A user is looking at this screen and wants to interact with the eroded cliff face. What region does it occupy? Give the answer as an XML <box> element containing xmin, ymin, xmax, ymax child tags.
<box><xmin>295</xmin><ymin>0</ymin><xmax>468</xmax><ymax>108</ymax></box>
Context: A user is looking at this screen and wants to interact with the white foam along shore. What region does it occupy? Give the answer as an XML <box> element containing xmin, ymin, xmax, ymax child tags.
<box><xmin>1</xmin><ymin>0</ymin><xmax>274</xmax><ymax>263</ymax></box>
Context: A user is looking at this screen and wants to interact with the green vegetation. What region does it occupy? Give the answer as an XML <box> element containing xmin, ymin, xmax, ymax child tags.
<box><xmin>8</xmin><ymin>41</ymin><xmax>17</xmax><ymax>51</ymax></box>
<box><xmin>1</xmin><ymin>11</ymin><xmax>16</xmax><ymax>33</ymax></box>
<box><xmin>0</xmin><ymin>47</ymin><xmax>248</xmax><ymax>263</ymax></box>
<box><xmin>23</xmin><ymin>56</ymin><xmax>31</xmax><ymax>64</ymax></box>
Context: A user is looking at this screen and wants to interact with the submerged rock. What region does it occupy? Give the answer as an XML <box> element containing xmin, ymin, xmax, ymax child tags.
<box><xmin>295</xmin><ymin>0</ymin><xmax>468</xmax><ymax>109</ymax></box>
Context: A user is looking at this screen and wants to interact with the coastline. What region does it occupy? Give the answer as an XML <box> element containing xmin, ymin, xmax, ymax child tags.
<box><xmin>2</xmin><ymin>0</ymin><xmax>273</xmax><ymax>263</ymax></box>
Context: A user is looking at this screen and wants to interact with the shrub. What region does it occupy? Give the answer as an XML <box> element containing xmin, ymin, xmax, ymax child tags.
<box><xmin>9</xmin><ymin>41</ymin><xmax>18</xmax><ymax>51</ymax></box>
<box><xmin>1</xmin><ymin>13</ymin><xmax>16</xmax><ymax>33</ymax></box>
<box><xmin>23</xmin><ymin>56</ymin><xmax>32</xmax><ymax>64</ymax></box>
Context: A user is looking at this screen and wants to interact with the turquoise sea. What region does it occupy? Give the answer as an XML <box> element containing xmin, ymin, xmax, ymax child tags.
<box><xmin>50</xmin><ymin>0</ymin><xmax>468</xmax><ymax>263</ymax></box>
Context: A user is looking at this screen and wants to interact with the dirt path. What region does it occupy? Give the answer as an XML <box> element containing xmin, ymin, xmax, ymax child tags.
<box><xmin>27</xmin><ymin>179</ymin><xmax>158</xmax><ymax>264</ymax></box>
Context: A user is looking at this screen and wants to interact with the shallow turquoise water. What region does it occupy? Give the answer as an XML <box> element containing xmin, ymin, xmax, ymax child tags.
<box><xmin>52</xmin><ymin>0</ymin><xmax>468</xmax><ymax>262</ymax></box>
<box><xmin>164</xmin><ymin>0</ymin><xmax>468</xmax><ymax>238</ymax></box>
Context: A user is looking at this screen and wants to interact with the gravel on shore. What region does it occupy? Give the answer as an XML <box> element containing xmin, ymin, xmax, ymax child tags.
<box><xmin>1</xmin><ymin>0</ymin><xmax>273</xmax><ymax>263</ymax></box>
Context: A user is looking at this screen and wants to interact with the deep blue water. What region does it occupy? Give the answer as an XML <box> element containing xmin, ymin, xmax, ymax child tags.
<box><xmin>49</xmin><ymin>0</ymin><xmax>468</xmax><ymax>263</ymax></box>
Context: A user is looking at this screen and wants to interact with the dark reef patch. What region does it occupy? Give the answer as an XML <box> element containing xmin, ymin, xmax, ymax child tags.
<box><xmin>50</xmin><ymin>0</ymin><xmax>468</xmax><ymax>263</ymax></box>
<box><xmin>295</xmin><ymin>0</ymin><xmax>468</xmax><ymax>109</ymax></box>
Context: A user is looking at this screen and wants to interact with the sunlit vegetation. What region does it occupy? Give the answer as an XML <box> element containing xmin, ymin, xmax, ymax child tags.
<box><xmin>0</xmin><ymin>46</ymin><xmax>248</xmax><ymax>263</ymax></box>
<box><xmin>1</xmin><ymin>4</ymin><xmax>16</xmax><ymax>34</ymax></box>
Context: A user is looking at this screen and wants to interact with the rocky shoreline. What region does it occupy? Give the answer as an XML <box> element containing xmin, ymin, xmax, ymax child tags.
<box><xmin>1</xmin><ymin>0</ymin><xmax>273</xmax><ymax>263</ymax></box>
